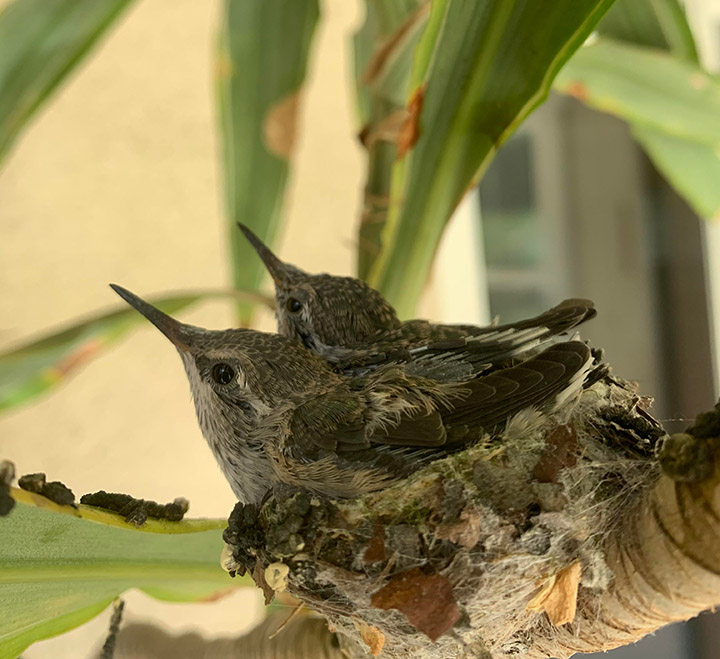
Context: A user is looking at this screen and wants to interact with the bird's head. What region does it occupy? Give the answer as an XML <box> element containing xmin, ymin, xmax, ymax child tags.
<box><xmin>238</xmin><ymin>223</ymin><xmax>401</xmax><ymax>356</ymax></box>
<box><xmin>110</xmin><ymin>284</ymin><xmax>334</xmax><ymax>432</ymax></box>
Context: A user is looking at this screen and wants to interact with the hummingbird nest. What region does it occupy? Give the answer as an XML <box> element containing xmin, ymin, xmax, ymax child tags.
<box><xmin>225</xmin><ymin>373</ymin><xmax>665</xmax><ymax>659</ymax></box>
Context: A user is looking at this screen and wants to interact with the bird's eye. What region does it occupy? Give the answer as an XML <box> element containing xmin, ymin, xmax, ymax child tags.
<box><xmin>286</xmin><ymin>297</ymin><xmax>302</xmax><ymax>313</ymax></box>
<box><xmin>211</xmin><ymin>363</ymin><xmax>235</xmax><ymax>385</ymax></box>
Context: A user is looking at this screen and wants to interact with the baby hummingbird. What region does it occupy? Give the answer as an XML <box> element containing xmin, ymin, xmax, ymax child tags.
<box><xmin>238</xmin><ymin>223</ymin><xmax>596</xmax><ymax>378</ymax></box>
<box><xmin>111</xmin><ymin>284</ymin><xmax>596</xmax><ymax>504</ymax></box>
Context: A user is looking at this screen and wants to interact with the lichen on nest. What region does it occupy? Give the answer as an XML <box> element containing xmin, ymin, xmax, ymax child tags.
<box><xmin>226</xmin><ymin>375</ymin><xmax>665</xmax><ymax>659</ymax></box>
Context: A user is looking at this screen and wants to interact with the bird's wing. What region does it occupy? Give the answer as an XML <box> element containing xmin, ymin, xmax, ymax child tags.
<box><xmin>289</xmin><ymin>340</ymin><xmax>593</xmax><ymax>459</ymax></box>
<box><xmin>442</xmin><ymin>341</ymin><xmax>593</xmax><ymax>433</ymax></box>
<box><xmin>410</xmin><ymin>299</ymin><xmax>595</xmax><ymax>360</ymax></box>
<box><xmin>288</xmin><ymin>392</ymin><xmax>368</xmax><ymax>456</ymax></box>
<box><xmin>337</xmin><ymin>299</ymin><xmax>596</xmax><ymax>380</ymax></box>
<box><xmin>288</xmin><ymin>385</ymin><xmax>447</xmax><ymax>458</ymax></box>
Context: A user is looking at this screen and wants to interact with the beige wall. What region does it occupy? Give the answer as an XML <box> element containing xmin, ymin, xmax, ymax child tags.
<box><xmin>0</xmin><ymin>0</ymin><xmax>370</xmax><ymax>655</ymax></box>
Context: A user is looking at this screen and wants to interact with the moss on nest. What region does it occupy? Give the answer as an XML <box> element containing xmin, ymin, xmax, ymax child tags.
<box><xmin>227</xmin><ymin>375</ymin><xmax>665</xmax><ymax>658</ymax></box>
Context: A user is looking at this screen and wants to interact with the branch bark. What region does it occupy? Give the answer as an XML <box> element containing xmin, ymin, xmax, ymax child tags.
<box><xmin>226</xmin><ymin>377</ymin><xmax>720</xmax><ymax>658</ymax></box>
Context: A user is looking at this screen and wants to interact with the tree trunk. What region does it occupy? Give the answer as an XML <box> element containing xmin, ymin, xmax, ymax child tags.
<box><xmin>225</xmin><ymin>375</ymin><xmax>720</xmax><ymax>658</ymax></box>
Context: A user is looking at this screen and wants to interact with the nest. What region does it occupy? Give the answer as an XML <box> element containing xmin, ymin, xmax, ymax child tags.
<box><xmin>225</xmin><ymin>375</ymin><xmax>666</xmax><ymax>658</ymax></box>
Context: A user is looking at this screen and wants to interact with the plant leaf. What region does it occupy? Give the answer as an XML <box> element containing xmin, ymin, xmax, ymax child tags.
<box><xmin>0</xmin><ymin>0</ymin><xmax>135</xmax><ymax>168</ymax></box>
<box><xmin>555</xmin><ymin>40</ymin><xmax>720</xmax><ymax>145</ymax></box>
<box><xmin>632</xmin><ymin>125</ymin><xmax>720</xmax><ymax>220</ymax></box>
<box><xmin>597</xmin><ymin>0</ymin><xmax>698</xmax><ymax>62</ymax></box>
<box><xmin>0</xmin><ymin>289</ymin><xmax>271</xmax><ymax>415</ymax></box>
<box><xmin>555</xmin><ymin>39</ymin><xmax>720</xmax><ymax>218</ymax></box>
<box><xmin>366</xmin><ymin>0</ymin><xmax>616</xmax><ymax>317</ymax></box>
<box><xmin>353</xmin><ymin>1</ymin><xmax>426</xmax><ymax>279</ymax></box>
<box><xmin>217</xmin><ymin>0</ymin><xmax>320</xmax><ymax>322</ymax></box>
<box><xmin>0</xmin><ymin>487</ymin><xmax>246</xmax><ymax>659</ymax></box>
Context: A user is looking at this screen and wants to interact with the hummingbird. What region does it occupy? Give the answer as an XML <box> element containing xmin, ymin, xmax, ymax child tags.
<box><xmin>237</xmin><ymin>223</ymin><xmax>596</xmax><ymax>379</ymax></box>
<box><xmin>111</xmin><ymin>284</ymin><xmax>596</xmax><ymax>504</ymax></box>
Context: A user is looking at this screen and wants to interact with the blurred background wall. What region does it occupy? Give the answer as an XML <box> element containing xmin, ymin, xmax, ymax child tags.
<box><xmin>1</xmin><ymin>0</ymin><xmax>719</xmax><ymax>657</ymax></box>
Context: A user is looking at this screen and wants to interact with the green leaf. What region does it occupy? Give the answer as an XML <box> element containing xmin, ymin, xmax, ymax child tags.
<box><xmin>555</xmin><ymin>40</ymin><xmax>720</xmax><ymax>145</ymax></box>
<box><xmin>632</xmin><ymin>125</ymin><xmax>720</xmax><ymax>220</ymax></box>
<box><xmin>352</xmin><ymin>1</ymin><xmax>426</xmax><ymax>280</ymax></box>
<box><xmin>352</xmin><ymin>0</ymin><xmax>423</xmax><ymax>125</ymax></box>
<box><xmin>366</xmin><ymin>0</ymin><xmax>616</xmax><ymax>317</ymax></box>
<box><xmin>1</xmin><ymin>487</ymin><xmax>245</xmax><ymax>659</ymax></box>
<box><xmin>217</xmin><ymin>0</ymin><xmax>320</xmax><ymax>322</ymax></box>
<box><xmin>555</xmin><ymin>39</ymin><xmax>720</xmax><ymax>218</ymax></box>
<box><xmin>0</xmin><ymin>289</ymin><xmax>271</xmax><ymax>415</ymax></box>
<box><xmin>597</xmin><ymin>0</ymin><xmax>698</xmax><ymax>62</ymax></box>
<box><xmin>0</xmin><ymin>0</ymin><xmax>135</xmax><ymax>167</ymax></box>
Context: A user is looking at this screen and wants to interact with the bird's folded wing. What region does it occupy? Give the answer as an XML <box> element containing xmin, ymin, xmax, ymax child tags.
<box><xmin>289</xmin><ymin>389</ymin><xmax>448</xmax><ymax>456</ymax></box>
<box><xmin>348</xmin><ymin>299</ymin><xmax>594</xmax><ymax>383</ymax></box>
<box><xmin>442</xmin><ymin>341</ymin><xmax>592</xmax><ymax>431</ymax></box>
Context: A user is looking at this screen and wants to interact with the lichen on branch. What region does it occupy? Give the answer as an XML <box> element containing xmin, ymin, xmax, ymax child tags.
<box><xmin>219</xmin><ymin>370</ymin><xmax>720</xmax><ymax>659</ymax></box>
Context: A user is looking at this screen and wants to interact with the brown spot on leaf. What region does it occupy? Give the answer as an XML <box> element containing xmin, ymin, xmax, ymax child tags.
<box><xmin>690</xmin><ymin>73</ymin><xmax>709</xmax><ymax>90</ymax></box>
<box><xmin>362</xmin><ymin>4</ymin><xmax>430</xmax><ymax>85</ymax></box>
<box><xmin>397</xmin><ymin>85</ymin><xmax>425</xmax><ymax>158</ymax></box>
<box><xmin>215</xmin><ymin>51</ymin><xmax>233</xmax><ymax>80</ymax></box>
<box><xmin>371</xmin><ymin>567</ymin><xmax>460</xmax><ymax>640</ymax></box>
<box><xmin>198</xmin><ymin>587</ymin><xmax>237</xmax><ymax>603</ymax></box>
<box><xmin>354</xmin><ymin>620</ymin><xmax>386</xmax><ymax>656</ymax></box>
<box><xmin>52</xmin><ymin>339</ymin><xmax>103</xmax><ymax>378</ymax></box>
<box><xmin>533</xmin><ymin>424</ymin><xmax>578</xmax><ymax>483</ymax></box>
<box><xmin>359</xmin><ymin>109</ymin><xmax>409</xmax><ymax>149</ymax></box>
<box><xmin>263</xmin><ymin>92</ymin><xmax>300</xmax><ymax>158</ymax></box>
<box><xmin>435</xmin><ymin>504</ymin><xmax>482</xmax><ymax>548</ymax></box>
<box><xmin>364</xmin><ymin>522</ymin><xmax>387</xmax><ymax>563</ymax></box>
<box><xmin>527</xmin><ymin>561</ymin><xmax>582</xmax><ymax>626</ymax></box>
<box><xmin>564</xmin><ymin>81</ymin><xmax>589</xmax><ymax>103</ymax></box>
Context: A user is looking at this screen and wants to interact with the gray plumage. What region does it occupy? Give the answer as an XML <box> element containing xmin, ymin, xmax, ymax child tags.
<box><xmin>238</xmin><ymin>223</ymin><xmax>596</xmax><ymax>379</ymax></box>
<box><xmin>111</xmin><ymin>285</ymin><xmax>597</xmax><ymax>504</ymax></box>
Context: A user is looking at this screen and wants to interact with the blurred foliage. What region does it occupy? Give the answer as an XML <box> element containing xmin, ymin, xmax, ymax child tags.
<box><xmin>597</xmin><ymin>0</ymin><xmax>698</xmax><ymax>61</ymax></box>
<box><xmin>0</xmin><ymin>486</ymin><xmax>242</xmax><ymax>659</ymax></box>
<box><xmin>0</xmin><ymin>0</ymin><xmax>136</xmax><ymax>168</ymax></box>
<box><xmin>352</xmin><ymin>0</ymin><xmax>425</xmax><ymax>279</ymax></box>
<box><xmin>217</xmin><ymin>0</ymin><xmax>319</xmax><ymax>323</ymax></box>
<box><xmin>556</xmin><ymin>1</ymin><xmax>720</xmax><ymax>221</ymax></box>
<box><xmin>360</xmin><ymin>0</ymin><xmax>616</xmax><ymax>316</ymax></box>
<box><xmin>556</xmin><ymin>39</ymin><xmax>720</xmax><ymax>220</ymax></box>
<box><xmin>0</xmin><ymin>290</ymin><xmax>271</xmax><ymax>415</ymax></box>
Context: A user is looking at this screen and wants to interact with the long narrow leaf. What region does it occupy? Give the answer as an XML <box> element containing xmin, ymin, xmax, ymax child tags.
<box><xmin>367</xmin><ymin>0</ymin><xmax>616</xmax><ymax>317</ymax></box>
<box><xmin>0</xmin><ymin>0</ymin><xmax>135</xmax><ymax>167</ymax></box>
<box><xmin>555</xmin><ymin>39</ymin><xmax>720</xmax><ymax>219</ymax></box>
<box><xmin>633</xmin><ymin>125</ymin><xmax>720</xmax><ymax>220</ymax></box>
<box><xmin>555</xmin><ymin>40</ymin><xmax>720</xmax><ymax>145</ymax></box>
<box><xmin>1</xmin><ymin>487</ymin><xmax>244</xmax><ymax>659</ymax></box>
<box><xmin>353</xmin><ymin>1</ymin><xmax>426</xmax><ymax>279</ymax></box>
<box><xmin>217</xmin><ymin>0</ymin><xmax>319</xmax><ymax>322</ymax></box>
<box><xmin>597</xmin><ymin>0</ymin><xmax>699</xmax><ymax>62</ymax></box>
<box><xmin>0</xmin><ymin>289</ymin><xmax>271</xmax><ymax>414</ymax></box>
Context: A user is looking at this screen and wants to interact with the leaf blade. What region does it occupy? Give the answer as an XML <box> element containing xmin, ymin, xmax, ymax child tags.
<box><xmin>597</xmin><ymin>0</ymin><xmax>699</xmax><ymax>62</ymax></box>
<box><xmin>554</xmin><ymin>39</ymin><xmax>720</xmax><ymax>219</ymax></box>
<box><xmin>554</xmin><ymin>40</ymin><xmax>720</xmax><ymax>145</ymax></box>
<box><xmin>0</xmin><ymin>489</ymin><xmax>245</xmax><ymax>657</ymax></box>
<box><xmin>217</xmin><ymin>0</ymin><xmax>320</xmax><ymax>321</ymax></box>
<box><xmin>0</xmin><ymin>289</ymin><xmax>271</xmax><ymax>414</ymax></box>
<box><xmin>632</xmin><ymin>125</ymin><xmax>720</xmax><ymax>220</ymax></box>
<box><xmin>367</xmin><ymin>0</ymin><xmax>616</xmax><ymax>317</ymax></box>
<box><xmin>0</xmin><ymin>0</ymin><xmax>135</xmax><ymax>167</ymax></box>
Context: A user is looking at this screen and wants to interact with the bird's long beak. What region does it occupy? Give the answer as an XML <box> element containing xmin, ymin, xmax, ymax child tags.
<box><xmin>237</xmin><ymin>223</ymin><xmax>293</xmax><ymax>285</ymax></box>
<box><xmin>110</xmin><ymin>284</ymin><xmax>194</xmax><ymax>352</ymax></box>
